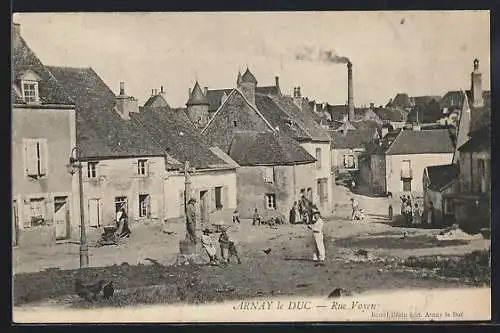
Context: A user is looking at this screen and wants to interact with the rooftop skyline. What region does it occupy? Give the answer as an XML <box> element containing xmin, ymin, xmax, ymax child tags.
<box><xmin>13</xmin><ymin>11</ymin><xmax>490</xmax><ymax>108</ymax></box>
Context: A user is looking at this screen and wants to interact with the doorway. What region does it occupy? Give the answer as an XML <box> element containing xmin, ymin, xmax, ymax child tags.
<box><xmin>200</xmin><ymin>190</ymin><xmax>209</xmax><ymax>223</ymax></box>
<box><xmin>115</xmin><ymin>196</ymin><xmax>128</xmax><ymax>219</ymax></box>
<box><xmin>12</xmin><ymin>200</ymin><xmax>19</xmax><ymax>246</ymax></box>
<box><xmin>54</xmin><ymin>196</ymin><xmax>70</xmax><ymax>240</ymax></box>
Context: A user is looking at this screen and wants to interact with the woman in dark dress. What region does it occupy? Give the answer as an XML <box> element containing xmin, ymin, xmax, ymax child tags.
<box><xmin>289</xmin><ymin>202</ymin><xmax>297</xmax><ymax>224</ymax></box>
<box><xmin>116</xmin><ymin>208</ymin><xmax>131</xmax><ymax>238</ymax></box>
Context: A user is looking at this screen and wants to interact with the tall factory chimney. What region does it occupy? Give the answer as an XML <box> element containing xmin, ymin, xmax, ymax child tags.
<box><xmin>347</xmin><ymin>61</ymin><xmax>354</xmax><ymax>121</ymax></box>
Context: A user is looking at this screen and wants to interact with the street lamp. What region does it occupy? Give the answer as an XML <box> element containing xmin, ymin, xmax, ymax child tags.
<box><xmin>69</xmin><ymin>146</ymin><xmax>89</xmax><ymax>268</ymax></box>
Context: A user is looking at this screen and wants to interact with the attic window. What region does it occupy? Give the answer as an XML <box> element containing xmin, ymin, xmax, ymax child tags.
<box><xmin>22</xmin><ymin>81</ymin><xmax>39</xmax><ymax>104</ymax></box>
<box><xmin>20</xmin><ymin>70</ymin><xmax>41</xmax><ymax>104</ymax></box>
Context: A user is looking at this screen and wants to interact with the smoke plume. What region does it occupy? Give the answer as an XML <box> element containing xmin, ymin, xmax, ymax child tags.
<box><xmin>295</xmin><ymin>47</ymin><xmax>350</xmax><ymax>65</ymax></box>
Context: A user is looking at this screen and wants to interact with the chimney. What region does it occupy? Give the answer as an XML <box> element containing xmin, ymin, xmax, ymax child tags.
<box><xmin>347</xmin><ymin>62</ymin><xmax>354</xmax><ymax>121</ymax></box>
<box><xmin>151</xmin><ymin>89</ymin><xmax>154</xmax><ymax>96</ymax></box>
<box><xmin>293</xmin><ymin>86</ymin><xmax>303</xmax><ymax>109</ymax></box>
<box><xmin>275</xmin><ymin>76</ymin><xmax>280</xmax><ymax>89</ymax></box>
<box><xmin>115</xmin><ymin>82</ymin><xmax>138</xmax><ymax>120</ymax></box>
<box><xmin>160</xmin><ymin>86</ymin><xmax>165</xmax><ymax>94</ymax></box>
<box><xmin>189</xmin><ymin>88</ymin><xmax>192</xmax><ymax>97</ymax></box>
<box><xmin>204</xmin><ymin>86</ymin><xmax>208</xmax><ymax>96</ymax></box>
<box><xmin>471</xmin><ymin>59</ymin><xmax>484</xmax><ymax>108</ymax></box>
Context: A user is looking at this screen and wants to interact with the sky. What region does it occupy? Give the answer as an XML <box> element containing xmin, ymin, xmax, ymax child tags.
<box><xmin>14</xmin><ymin>11</ymin><xmax>490</xmax><ymax>108</ymax></box>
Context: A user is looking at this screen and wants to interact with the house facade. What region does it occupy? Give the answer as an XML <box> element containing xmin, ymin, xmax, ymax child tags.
<box><xmin>201</xmin><ymin>73</ymin><xmax>317</xmax><ymax>219</ymax></box>
<box><xmin>48</xmin><ymin>66</ymin><xmax>170</xmax><ymax>236</ymax></box>
<box><xmin>362</xmin><ymin>129</ymin><xmax>455</xmax><ymax>196</ymax></box>
<box><xmin>132</xmin><ymin>104</ymin><xmax>239</xmax><ymax>224</ymax></box>
<box><xmin>330</xmin><ymin>129</ymin><xmax>379</xmax><ymax>173</ymax></box>
<box><xmin>12</xmin><ymin>23</ymin><xmax>78</xmax><ymax>247</ymax></box>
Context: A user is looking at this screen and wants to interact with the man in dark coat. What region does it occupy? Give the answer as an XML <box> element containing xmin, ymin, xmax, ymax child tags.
<box><xmin>186</xmin><ymin>198</ymin><xmax>197</xmax><ymax>244</ymax></box>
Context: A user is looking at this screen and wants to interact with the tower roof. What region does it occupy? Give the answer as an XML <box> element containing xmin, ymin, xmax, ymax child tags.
<box><xmin>241</xmin><ymin>67</ymin><xmax>258</xmax><ymax>84</ymax></box>
<box><xmin>186</xmin><ymin>81</ymin><xmax>209</xmax><ymax>106</ymax></box>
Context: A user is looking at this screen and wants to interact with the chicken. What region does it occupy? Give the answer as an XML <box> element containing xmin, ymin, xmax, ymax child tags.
<box><xmin>328</xmin><ymin>288</ymin><xmax>353</xmax><ymax>298</ymax></box>
<box><xmin>262</xmin><ymin>248</ymin><xmax>272</xmax><ymax>255</ymax></box>
<box><xmin>74</xmin><ymin>279</ymin><xmax>106</xmax><ymax>302</ymax></box>
<box><xmin>103</xmin><ymin>281</ymin><xmax>115</xmax><ymax>299</ymax></box>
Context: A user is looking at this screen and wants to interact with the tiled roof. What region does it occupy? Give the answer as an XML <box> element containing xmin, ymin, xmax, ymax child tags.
<box><xmin>373</xmin><ymin>107</ymin><xmax>405</xmax><ymax>122</ymax></box>
<box><xmin>389</xmin><ymin>93</ymin><xmax>412</xmax><ymax>108</ymax></box>
<box><xmin>385</xmin><ymin>129</ymin><xmax>455</xmax><ymax>155</ymax></box>
<box><xmin>255</xmin><ymin>94</ymin><xmax>310</xmax><ymax>140</ymax></box>
<box><xmin>266</xmin><ymin>95</ymin><xmax>331</xmax><ymax>142</ymax></box>
<box><xmin>411</xmin><ymin>95</ymin><xmax>441</xmax><ymax>108</ymax></box>
<box><xmin>206</xmin><ymin>88</ymin><xmax>232</xmax><ymax>112</ymax></box>
<box><xmin>458</xmin><ymin>125</ymin><xmax>490</xmax><ymax>152</ymax></box>
<box><xmin>257</xmin><ymin>85</ymin><xmax>279</xmax><ymax>95</ymax></box>
<box><xmin>206</xmin><ymin>86</ymin><xmax>280</xmax><ymax>112</ymax></box>
<box><xmin>12</xmin><ymin>32</ymin><xmax>74</xmax><ymax>106</ymax></box>
<box><xmin>186</xmin><ymin>81</ymin><xmax>209</xmax><ymax>106</ymax></box>
<box><xmin>144</xmin><ymin>94</ymin><xmax>170</xmax><ymax>107</ymax></box>
<box><xmin>330</xmin><ymin>129</ymin><xmax>377</xmax><ymax>149</ymax></box>
<box><xmin>228</xmin><ymin>131</ymin><xmax>315</xmax><ymax>166</ymax></box>
<box><xmin>439</xmin><ymin>90</ymin><xmax>490</xmax><ymax>109</ymax></box>
<box><xmin>241</xmin><ymin>68</ymin><xmax>257</xmax><ymax>84</ymax></box>
<box><xmin>202</xmin><ymin>89</ymin><xmax>315</xmax><ymax>166</ymax></box>
<box><xmin>352</xmin><ymin>120</ymin><xmax>381</xmax><ymax>131</ymax></box>
<box><xmin>132</xmin><ymin>107</ymin><xmax>234</xmax><ymax>170</ymax></box>
<box><xmin>325</xmin><ymin>104</ymin><xmax>348</xmax><ymax>121</ymax></box>
<box><xmin>426</xmin><ymin>164</ymin><xmax>459</xmax><ymax>191</ymax></box>
<box><xmin>48</xmin><ymin>66</ymin><xmax>166</xmax><ymax>159</ymax></box>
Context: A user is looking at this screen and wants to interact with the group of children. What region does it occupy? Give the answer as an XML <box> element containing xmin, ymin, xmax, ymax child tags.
<box><xmin>400</xmin><ymin>194</ymin><xmax>424</xmax><ymax>225</ymax></box>
<box><xmin>200</xmin><ymin>227</ymin><xmax>241</xmax><ymax>265</ymax></box>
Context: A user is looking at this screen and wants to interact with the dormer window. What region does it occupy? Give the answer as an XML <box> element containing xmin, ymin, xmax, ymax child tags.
<box><xmin>20</xmin><ymin>70</ymin><xmax>41</xmax><ymax>104</ymax></box>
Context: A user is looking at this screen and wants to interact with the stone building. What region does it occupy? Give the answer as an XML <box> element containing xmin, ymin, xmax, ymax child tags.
<box><xmin>201</xmin><ymin>79</ymin><xmax>316</xmax><ymax>219</ymax></box>
<box><xmin>12</xmin><ymin>23</ymin><xmax>78</xmax><ymax>247</ymax></box>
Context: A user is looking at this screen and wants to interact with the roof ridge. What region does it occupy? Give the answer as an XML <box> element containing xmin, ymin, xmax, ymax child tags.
<box><xmin>268</xmin><ymin>95</ymin><xmax>312</xmax><ymax>138</ymax></box>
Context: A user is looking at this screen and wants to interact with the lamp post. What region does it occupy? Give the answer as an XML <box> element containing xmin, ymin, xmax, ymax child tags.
<box><xmin>69</xmin><ymin>146</ymin><xmax>89</xmax><ymax>268</ymax></box>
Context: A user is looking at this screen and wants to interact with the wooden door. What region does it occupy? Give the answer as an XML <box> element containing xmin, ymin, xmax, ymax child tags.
<box><xmin>54</xmin><ymin>196</ymin><xmax>69</xmax><ymax>240</ymax></box>
<box><xmin>200</xmin><ymin>190</ymin><xmax>209</xmax><ymax>223</ymax></box>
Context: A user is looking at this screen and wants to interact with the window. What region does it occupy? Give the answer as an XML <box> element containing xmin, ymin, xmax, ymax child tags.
<box><xmin>263</xmin><ymin>166</ymin><xmax>275</xmax><ymax>183</ymax></box>
<box><xmin>265</xmin><ymin>193</ymin><xmax>276</xmax><ymax>209</ymax></box>
<box><xmin>87</xmin><ymin>162</ymin><xmax>98</xmax><ymax>178</ymax></box>
<box><xmin>22</xmin><ymin>81</ymin><xmax>38</xmax><ymax>104</ymax></box>
<box><xmin>24</xmin><ymin>139</ymin><xmax>47</xmax><ymax>177</ymax></box>
<box><xmin>233</xmin><ymin>120</ymin><xmax>237</xmax><ymax>127</ymax></box>
<box><xmin>315</xmin><ymin>148</ymin><xmax>322</xmax><ymax>169</ymax></box>
<box><xmin>28</xmin><ymin>198</ymin><xmax>46</xmax><ymax>227</ymax></box>
<box><xmin>215</xmin><ymin>186</ymin><xmax>223</xmax><ymax>209</ymax></box>
<box><xmin>115</xmin><ymin>196</ymin><xmax>128</xmax><ymax>215</ymax></box>
<box><xmin>343</xmin><ymin>154</ymin><xmax>355</xmax><ymax>169</ymax></box>
<box><xmin>138</xmin><ymin>159</ymin><xmax>148</xmax><ymax>175</ymax></box>
<box><xmin>139</xmin><ymin>194</ymin><xmax>150</xmax><ymax>218</ymax></box>
<box><xmin>317</xmin><ymin>178</ymin><xmax>328</xmax><ymax>203</ymax></box>
<box><xmin>401</xmin><ymin>160</ymin><xmax>412</xmax><ymax>179</ymax></box>
<box><xmin>402</xmin><ymin>179</ymin><xmax>412</xmax><ymax>192</ymax></box>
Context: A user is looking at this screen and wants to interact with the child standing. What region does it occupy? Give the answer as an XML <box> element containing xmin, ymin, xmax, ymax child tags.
<box><xmin>218</xmin><ymin>229</ymin><xmax>242</xmax><ymax>264</ymax></box>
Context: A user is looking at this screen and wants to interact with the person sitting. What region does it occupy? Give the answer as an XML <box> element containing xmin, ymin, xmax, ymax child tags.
<box><xmin>201</xmin><ymin>228</ymin><xmax>218</xmax><ymax>264</ymax></box>
<box><xmin>252</xmin><ymin>208</ymin><xmax>261</xmax><ymax>226</ymax></box>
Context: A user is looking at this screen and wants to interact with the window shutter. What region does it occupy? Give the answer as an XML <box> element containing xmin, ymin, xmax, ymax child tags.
<box><xmin>179</xmin><ymin>190</ymin><xmax>185</xmax><ymax>217</ymax></box>
<box><xmin>25</xmin><ymin>139</ymin><xmax>38</xmax><ymax>176</ymax></box>
<box><xmin>24</xmin><ymin>201</ymin><xmax>32</xmax><ymax>228</ymax></box>
<box><xmin>147</xmin><ymin>161</ymin><xmax>155</xmax><ymax>176</ymax></box>
<box><xmin>39</xmin><ymin>139</ymin><xmax>48</xmax><ymax>176</ymax></box>
<box><xmin>88</xmin><ymin>199</ymin><xmax>99</xmax><ymax>227</ymax></box>
<box><xmin>150</xmin><ymin>196</ymin><xmax>158</xmax><ymax>219</ymax></box>
<box><xmin>223</xmin><ymin>186</ymin><xmax>229</xmax><ymax>208</ymax></box>
<box><xmin>132</xmin><ymin>161</ymin><xmax>139</xmax><ymax>175</ymax></box>
<box><xmin>211</xmin><ymin>188</ymin><xmax>216</xmax><ymax>211</ymax></box>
